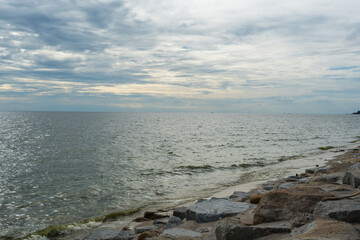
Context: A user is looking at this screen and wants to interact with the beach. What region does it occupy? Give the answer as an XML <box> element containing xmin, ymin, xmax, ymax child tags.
<box><xmin>41</xmin><ymin>144</ymin><xmax>360</xmax><ymax>240</ymax></box>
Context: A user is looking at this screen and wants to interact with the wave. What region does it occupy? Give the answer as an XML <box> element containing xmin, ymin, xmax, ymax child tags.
<box><xmin>23</xmin><ymin>207</ymin><xmax>141</xmax><ymax>239</ymax></box>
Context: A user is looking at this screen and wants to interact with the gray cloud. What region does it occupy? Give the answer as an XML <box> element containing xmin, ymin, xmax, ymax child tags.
<box><xmin>0</xmin><ymin>0</ymin><xmax>360</xmax><ymax>113</ymax></box>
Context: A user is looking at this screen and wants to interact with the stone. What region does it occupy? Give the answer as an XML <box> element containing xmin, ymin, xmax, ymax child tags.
<box><xmin>310</xmin><ymin>172</ymin><xmax>344</xmax><ymax>184</ymax></box>
<box><xmin>277</xmin><ymin>182</ymin><xmax>298</xmax><ymax>189</ymax></box>
<box><xmin>162</xmin><ymin>228</ymin><xmax>202</xmax><ymax>238</ymax></box>
<box><xmin>135</xmin><ymin>225</ymin><xmax>157</xmax><ymax>234</ymax></box>
<box><xmin>290</xmin><ymin>213</ymin><xmax>313</xmax><ymax>228</ymax></box>
<box><xmin>284</xmin><ymin>176</ymin><xmax>302</xmax><ymax>182</ymax></box>
<box><xmin>186</xmin><ymin>198</ymin><xmax>256</xmax><ymax>223</ymax></box>
<box><xmin>313</xmin><ymin>198</ymin><xmax>360</xmax><ymax>223</ymax></box>
<box><xmin>137</xmin><ymin>230</ymin><xmax>159</xmax><ymax>240</ymax></box>
<box><xmin>305</xmin><ymin>168</ymin><xmax>328</xmax><ymax>174</ymax></box>
<box><xmin>253</xmin><ymin>186</ymin><xmax>333</xmax><ymax>224</ymax></box>
<box><xmin>215</xmin><ymin>218</ymin><xmax>290</xmax><ymax>240</ymax></box>
<box><xmin>250</xmin><ymin>193</ymin><xmax>264</xmax><ymax>204</ymax></box>
<box><xmin>153</xmin><ymin>217</ymin><xmax>169</xmax><ymax>226</ymax></box>
<box><xmin>165</xmin><ymin>216</ymin><xmax>182</xmax><ymax>229</ymax></box>
<box><xmin>228</xmin><ymin>191</ymin><xmax>250</xmax><ymax>202</ymax></box>
<box><xmin>290</xmin><ymin>219</ymin><xmax>360</xmax><ymax>240</ymax></box>
<box><xmin>144</xmin><ymin>211</ymin><xmax>169</xmax><ymax>220</ymax></box>
<box><xmin>173</xmin><ymin>207</ymin><xmax>187</xmax><ymax>220</ymax></box>
<box><xmin>343</xmin><ymin>163</ymin><xmax>360</xmax><ymax>188</ymax></box>
<box><xmin>83</xmin><ymin>230</ymin><xmax>135</xmax><ymax>240</ymax></box>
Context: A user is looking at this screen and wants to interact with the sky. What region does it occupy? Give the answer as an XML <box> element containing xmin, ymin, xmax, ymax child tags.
<box><xmin>0</xmin><ymin>0</ymin><xmax>359</xmax><ymax>113</ymax></box>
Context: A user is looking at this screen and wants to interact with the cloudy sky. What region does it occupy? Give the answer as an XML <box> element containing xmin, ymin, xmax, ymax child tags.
<box><xmin>0</xmin><ymin>0</ymin><xmax>359</xmax><ymax>113</ymax></box>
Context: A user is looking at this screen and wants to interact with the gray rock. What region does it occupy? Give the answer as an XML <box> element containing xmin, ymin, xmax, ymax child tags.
<box><xmin>134</xmin><ymin>225</ymin><xmax>156</xmax><ymax>234</ymax></box>
<box><xmin>153</xmin><ymin>217</ymin><xmax>169</xmax><ymax>226</ymax></box>
<box><xmin>343</xmin><ymin>163</ymin><xmax>360</xmax><ymax>188</ymax></box>
<box><xmin>215</xmin><ymin>218</ymin><xmax>290</xmax><ymax>240</ymax></box>
<box><xmin>284</xmin><ymin>176</ymin><xmax>301</xmax><ymax>182</ymax></box>
<box><xmin>162</xmin><ymin>228</ymin><xmax>202</xmax><ymax>238</ymax></box>
<box><xmin>277</xmin><ymin>182</ymin><xmax>298</xmax><ymax>189</ymax></box>
<box><xmin>228</xmin><ymin>191</ymin><xmax>250</xmax><ymax>202</ymax></box>
<box><xmin>313</xmin><ymin>198</ymin><xmax>360</xmax><ymax>223</ymax></box>
<box><xmin>83</xmin><ymin>230</ymin><xmax>135</xmax><ymax>240</ymax></box>
<box><xmin>305</xmin><ymin>168</ymin><xmax>328</xmax><ymax>174</ymax></box>
<box><xmin>165</xmin><ymin>216</ymin><xmax>182</xmax><ymax>229</ymax></box>
<box><xmin>290</xmin><ymin>219</ymin><xmax>360</xmax><ymax>240</ymax></box>
<box><xmin>173</xmin><ymin>207</ymin><xmax>187</xmax><ymax>220</ymax></box>
<box><xmin>186</xmin><ymin>198</ymin><xmax>255</xmax><ymax>223</ymax></box>
<box><xmin>298</xmin><ymin>177</ymin><xmax>311</xmax><ymax>184</ymax></box>
<box><xmin>310</xmin><ymin>172</ymin><xmax>344</xmax><ymax>183</ymax></box>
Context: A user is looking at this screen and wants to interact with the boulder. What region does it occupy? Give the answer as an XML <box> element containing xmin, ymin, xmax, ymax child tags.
<box><xmin>343</xmin><ymin>163</ymin><xmax>360</xmax><ymax>188</ymax></box>
<box><xmin>309</xmin><ymin>172</ymin><xmax>344</xmax><ymax>184</ymax></box>
<box><xmin>135</xmin><ymin>225</ymin><xmax>157</xmax><ymax>234</ymax></box>
<box><xmin>228</xmin><ymin>191</ymin><xmax>250</xmax><ymax>202</ymax></box>
<box><xmin>313</xmin><ymin>198</ymin><xmax>360</xmax><ymax>223</ymax></box>
<box><xmin>253</xmin><ymin>186</ymin><xmax>333</xmax><ymax>224</ymax></box>
<box><xmin>186</xmin><ymin>198</ymin><xmax>255</xmax><ymax>223</ymax></box>
<box><xmin>153</xmin><ymin>217</ymin><xmax>169</xmax><ymax>227</ymax></box>
<box><xmin>144</xmin><ymin>211</ymin><xmax>169</xmax><ymax>220</ymax></box>
<box><xmin>277</xmin><ymin>182</ymin><xmax>298</xmax><ymax>190</ymax></box>
<box><xmin>83</xmin><ymin>230</ymin><xmax>135</xmax><ymax>240</ymax></box>
<box><xmin>284</xmin><ymin>176</ymin><xmax>302</xmax><ymax>182</ymax></box>
<box><xmin>173</xmin><ymin>207</ymin><xmax>187</xmax><ymax>220</ymax></box>
<box><xmin>162</xmin><ymin>228</ymin><xmax>202</xmax><ymax>238</ymax></box>
<box><xmin>305</xmin><ymin>168</ymin><xmax>328</xmax><ymax>174</ymax></box>
<box><xmin>165</xmin><ymin>216</ymin><xmax>182</xmax><ymax>229</ymax></box>
<box><xmin>215</xmin><ymin>218</ymin><xmax>291</xmax><ymax>240</ymax></box>
<box><xmin>290</xmin><ymin>219</ymin><xmax>359</xmax><ymax>240</ymax></box>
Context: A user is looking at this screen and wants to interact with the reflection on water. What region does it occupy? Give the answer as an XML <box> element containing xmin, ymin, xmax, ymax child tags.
<box><xmin>0</xmin><ymin>112</ymin><xmax>360</xmax><ymax>238</ymax></box>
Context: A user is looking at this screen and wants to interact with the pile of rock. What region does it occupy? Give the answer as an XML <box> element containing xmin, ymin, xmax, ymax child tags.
<box><xmin>81</xmin><ymin>147</ymin><xmax>360</xmax><ymax>240</ymax></box>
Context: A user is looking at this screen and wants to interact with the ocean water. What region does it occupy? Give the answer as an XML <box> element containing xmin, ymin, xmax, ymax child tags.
<box><xmin>1</xmin><ymin>112</ymin><xmax>360</xmax><ymax>238</ymax></box>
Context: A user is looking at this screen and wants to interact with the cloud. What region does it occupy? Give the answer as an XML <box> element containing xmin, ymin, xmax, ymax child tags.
<box><xmin>0</xmin><ymin>0</ymin><xmax>360</xmax><ymax>112</ymax></box>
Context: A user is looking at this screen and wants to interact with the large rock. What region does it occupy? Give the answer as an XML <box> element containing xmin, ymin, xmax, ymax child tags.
<box><xmin>162</xmin><ymin>228</ymin><xmax>202</xmax><ymax>238</ymax></box>
<box><xmin>343</xmin><ymin>163</ymin><xmax>360</xmax><ymax>188</ymax></box>
<box><xmin>83</xmin><ymin>230</ymin><xmax>135</xmax><ymax>240</ymax></box>
<box><xmin>253</xmin><ymin>186</ymin><xmax>333</xmax><ymax>224</ymax></box>
<box><xmin>173</xmin><ymin>207</ymin><xmax>187</xmax><ymax>220</ymax></box>
<box><xmin>313</xmin><ymin>198</ymin><xmax>360</xmax><ymax>223</ymax></box>
<box><xmin>290</xmin><ymin>219</ymin><xmax>360</xmax><ymax>240</ymax></box>
<box><xmin>186</xmin><ymin>198</ymin><xmax>255</xmax><ymax>223</ymax></box>
<box><xmin>215</xmin><ymin>218</ymin><xmax>290</xmax><ymax>240</ymax></box>
<box><xmin>309</xmin><ymin>172</ymin><xmax>344</xmax><ymax>184</ymax></box>
<box><xmin>165</xmin><ymin>216</ymin><xmax>182</xmax><ymax>229</ymax></box>
<box><xmin>228</xmin><ymin>191</ymin><xmax>250</xmax><ymax>202</ymax></box>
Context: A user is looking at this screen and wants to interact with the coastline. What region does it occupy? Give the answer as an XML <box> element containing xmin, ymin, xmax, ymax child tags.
<box><xmin>41</xmin><ymin>143</ymin><xmax>360</xmax><ymax>240</ymax></box>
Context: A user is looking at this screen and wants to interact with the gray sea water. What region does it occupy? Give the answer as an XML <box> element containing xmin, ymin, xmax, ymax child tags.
<box><xmin>1</xmin><ymin>112</ymin><xmax>360</xmax><ymax>238</ymax></box>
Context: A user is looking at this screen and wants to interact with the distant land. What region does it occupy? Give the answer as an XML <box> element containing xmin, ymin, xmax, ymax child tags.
<box><xmin>353</xmin><ymin>110</ymin><xmax>360</xmax><ymax>114</ymax></box>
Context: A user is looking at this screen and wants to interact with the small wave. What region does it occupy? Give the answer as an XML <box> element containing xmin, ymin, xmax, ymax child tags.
<box><xmin>175</xmin><ymin>165</ymin><xmax>213</xmax><ymax>170</ymax></box>
<box><xmin>278</xmin><ymin>154</ymin><xmax>307</xmax><ymax>162</ymax></box>
<box><xmin>24</xmin><ymin>207</ymin><xmax>141</xmax><ymax>239</ymax></box>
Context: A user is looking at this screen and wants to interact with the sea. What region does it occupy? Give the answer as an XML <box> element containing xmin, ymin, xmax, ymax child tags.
<box><xmin>1</xmin><ymin>112</ymin><xmax>360</xmax><ymax>239</ymax></box>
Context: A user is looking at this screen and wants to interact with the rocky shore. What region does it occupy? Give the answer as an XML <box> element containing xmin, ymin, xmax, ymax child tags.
<box><xmin>53</xmin><ymin>146</ymin><xmax>360</xmax><ymax>240</ymax></box>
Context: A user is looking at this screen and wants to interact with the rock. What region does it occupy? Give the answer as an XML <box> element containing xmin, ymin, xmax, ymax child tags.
<box><xmin>144</xmin><ymin>211</ymin><xmax>169</xmax><ymax>220</ymax></box>
<box><xmin>250</xmin><ymin>193</ymin><xmax>264</xmax><ymax>204</ymax></box>
<box><xmin>290</xmin><ymin>219</ymin><xmax>360</xmax><ymax>240</ymax></box>
<box><xmin>297</xmin><ymin>177</ymin><xmax>311</xmax><ymax>184</ymax></box>
<box><xmin>137</xmin><ymin>230</ymin><xmax>159</xmax><ymax>240</ymax></box>
<box><xmin>186</xmin><ymin>198</ymin><xmax>255</xmax><ymax>223</ymax></box>
<box><xmin>83</xmin><ymin>230</ymin><xmax>135</xmax><ymax>240</ymax></box>
<box><xmin>215</xmin><ymin>218</ymin><xmax>290</xmax><ymax>240</ymax></box>
<box><xmin>173</xmin><ymin>207</ymin><xmax>187</xmax><ymax>220</ymax></box>
<box><xmin>253</xmin><ymin>186</ymin><xmax>333</xmax><ymax>224</ymax></box>
<box><xmin>165</xmin><ymin>216</ymin><xmax>182</xmax><ymax>229</ymax></box>
<box><xmin>343</xmin><ymin>163</ymin><xmax>360</xmax><ymax>188</ymax></box>
<box><xmin>310</xmin><ymin>172</ymin><xmax>344</xmax><ymax>183</ymax></box>
<box><xmin>162</xmin><ymin>228</ymin><xmax>202</xmax><ymax>238</ymax></box>
<box><xmin>313</xmin><ymin>198</ymin><xmax>360</xmax><ymax>223</ymax></box>
<box><xmin>305</xmin><ymin>168</ymin><xmax>328</xmax><ymax>174</ymax></box>
<box><xmin>135</xmin><ymin>225</ymin><xmax>157</xmax><ymax>234</ymax></box>
<box><xmin>228</xmin><ymin>191</ymin><xmax>250</xmax><ymax>202</ymax></box>
<box><xmin>153</xmin><ymin>217</ymin><xmax>169</xmax><ymax>227</ymax></box>
<box><xmin>290</xmin><ymin>213</ymin><xmax>313</xmax><ymax>228</ymax></box>
<box><xmin>277</xmin><ymin>182</ymin><xmax>298</xmax><ymax>189</ymax></box>
<box><xmin>284</xmin><ymin>176</ymin><xmax>302</xmax><ymax>182</ymax></box>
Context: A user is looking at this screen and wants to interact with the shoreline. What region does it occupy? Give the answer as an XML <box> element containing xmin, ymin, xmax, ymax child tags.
<box><xmin>44</xmin><ymin>143</ymin><xmax>360</xmax><ymax>240</ymax></box>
